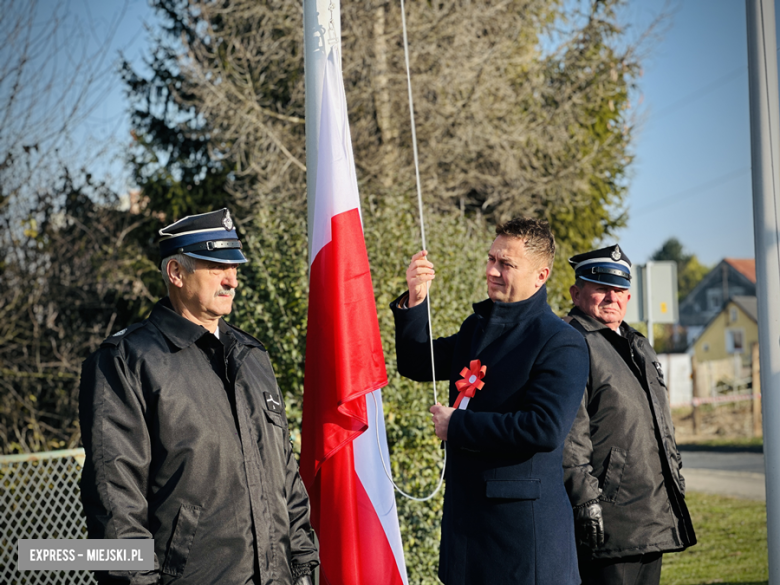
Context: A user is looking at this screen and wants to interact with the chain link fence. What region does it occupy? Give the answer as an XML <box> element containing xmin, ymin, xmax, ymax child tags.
<box><xmin>1</xmin><ymin>449</ymin><xmax>95</xmax><ymax>585</ymax></box>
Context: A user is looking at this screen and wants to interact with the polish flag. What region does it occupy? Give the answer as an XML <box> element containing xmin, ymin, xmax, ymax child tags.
<box><xmin>300</xmin><ymin>47</ymin><xmax>408</xmax><ymax>585</ymax></box>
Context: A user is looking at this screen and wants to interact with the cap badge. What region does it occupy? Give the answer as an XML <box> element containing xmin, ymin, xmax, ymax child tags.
<box><xmin>611</xmin><ymin>246</ymin><xmax>621</xmax><ymax>261</ymax></box>
<box><xmin>222</xmin><ymin>210</ymin><xmax>233</xmax><ymax>231</ymax></box>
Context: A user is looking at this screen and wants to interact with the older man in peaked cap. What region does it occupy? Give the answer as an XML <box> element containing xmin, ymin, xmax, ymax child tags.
<box><xmin>79</xmin><ymin>209</ymin><xmax>319</xmax><ymax>585</ymax></box>
<box><xmin>562</xmin><ymin>244</ymin><xmax>696</xmax><ymax>585</ymax></box>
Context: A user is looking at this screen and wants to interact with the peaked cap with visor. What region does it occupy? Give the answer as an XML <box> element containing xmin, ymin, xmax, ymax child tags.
<box><xmin>158</xmin><ymin>208</ymin><xmax>247</xmax><ymax>264</ymax></box>
<box><xmin>568</xmin><ymin>244</ymin><xmax>631</xmax><ymax>289</ymax></box>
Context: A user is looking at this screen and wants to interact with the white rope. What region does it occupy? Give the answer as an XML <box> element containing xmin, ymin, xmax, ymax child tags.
<box><xmin>399</xmin><ymin>0</ymin><xmax>438</xmax><ymax>405</ymax></box>
<box><xmin>370</xmin><ymin>0</ymin><xmax>446</xmax><ymax>503</ymax></box>
<box><xmin>373</xmin><ymin>393</ymin><xmax>446</xmax><ymax>502</ymax></box>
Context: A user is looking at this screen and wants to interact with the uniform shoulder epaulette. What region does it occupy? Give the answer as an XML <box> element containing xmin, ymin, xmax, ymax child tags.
<box><xmin>100</xmin><ymin>322</ymin><xmax>147</xmax><ymax>348</ymax></box>
<box><xmin>225</xmin><ymin>321</ymin><xmax>266</xmax><ymax>351</ymax></box>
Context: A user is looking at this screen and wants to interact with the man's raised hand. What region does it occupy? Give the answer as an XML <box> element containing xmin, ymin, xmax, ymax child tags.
<box><xmin>406</xmin><ymin>250</ymin><xmax>435</xmax><ymax>308</ymax></box>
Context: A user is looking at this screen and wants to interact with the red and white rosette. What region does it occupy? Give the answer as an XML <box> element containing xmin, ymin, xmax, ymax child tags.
<box><xmin>454</xmin><ymin>360</ymin><xmax>486</xmax><ymax>410</ymax></box>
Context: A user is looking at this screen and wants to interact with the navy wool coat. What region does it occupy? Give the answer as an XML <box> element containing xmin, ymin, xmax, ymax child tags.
<box><xmin>391</xmin><ymin>286</ymin><xmax>589</xmax><ymax>585</ymax></box>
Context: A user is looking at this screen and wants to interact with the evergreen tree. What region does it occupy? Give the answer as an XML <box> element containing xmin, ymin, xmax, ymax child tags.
<box><xmin>125</xmin><ymin>0</ymin><xmax>646</xmax><ymax>302</ymax></box>
<box><xmin>121</xmin><ymin>0</ymin><xmax>234</xmax><ymax>230</ymax></box>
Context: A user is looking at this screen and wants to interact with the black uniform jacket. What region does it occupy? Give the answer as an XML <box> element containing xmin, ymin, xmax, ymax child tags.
<box><xmin>563</xmin><ymin>307</ymin><xmax>696</xmax><ymax>559</ymax></box>
<box><xmin>392</xmin><ymin>286</ymin><xmax>589</xmax><ymax>585</ymax></box>
<box><xmin>79</xmin><ymin>299</ymin><xmax>319</xmax><ymax>585</ymax></box>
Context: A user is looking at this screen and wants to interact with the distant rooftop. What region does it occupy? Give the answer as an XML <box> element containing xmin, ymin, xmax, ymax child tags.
<box><xmin>724</xmin><ymin>258</ymin><xmax>756</xmax><ymax>284</ymax></box>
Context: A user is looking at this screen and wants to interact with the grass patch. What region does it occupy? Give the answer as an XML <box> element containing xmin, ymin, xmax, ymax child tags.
<box><xmin>661</xmin><ymin>492</ymin><xmax>767</xmax><ymax>585</ymax></box>
<box><xmin>678</xmin><ymin>436</ymin><xmax>764</xmax><ymax>450</ymax></box>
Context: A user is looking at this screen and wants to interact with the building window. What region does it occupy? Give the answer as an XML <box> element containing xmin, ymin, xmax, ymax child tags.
<box><xmin>730</xmin><ymin>307</ymin><xmax>738</xmax><ymax>322</ymax></box>
<box><xmin>726</xmin><ymin>329</ymin><xmax>745</xmax><ymax>354</ymax></box>
<box><xmin>707</xmin><ymin>289</ymin><xmax>722</xmax><ymax>311</ymax></box>
<box><xmin>703</xmin><ymin>343</ymin><xmax>710</xmax><ymax>352</ymax></box>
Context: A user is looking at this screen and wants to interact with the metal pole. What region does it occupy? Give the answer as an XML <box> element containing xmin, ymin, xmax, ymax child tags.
<box><xmin>753</xmin><ymin>341</ymin><xmax>762</xmax><ymax>438</ymax></box>
<box><xmin>746</xmin><ymin>1</ymin><xmax>780</xmax><ymax>582</ymax></box>
<box><xmin>645</xmin><ymin>262</ymin><xmax>654</xmax><ymax>348</ymax></box>
<box><xmin>303</xmin><ymin>5</ymin><xmax>340</xmax><ymax>582</ymax></box>
<box><xmin>304</xmin><ymin>0</ymin><xmax>341</xmax><ymax>260</ymax></box>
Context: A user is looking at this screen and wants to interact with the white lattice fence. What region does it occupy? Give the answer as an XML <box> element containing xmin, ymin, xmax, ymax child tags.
<box><xmin>0</xmin><ymin>449</ymin><xmax>95</xmax><ymax>585</ymax></box>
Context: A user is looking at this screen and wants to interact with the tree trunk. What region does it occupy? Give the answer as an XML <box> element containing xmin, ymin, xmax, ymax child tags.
<box><xmin>371</xmin><ymin>1</ymin><xmax>399</xmax><ymax>187</ymax></box>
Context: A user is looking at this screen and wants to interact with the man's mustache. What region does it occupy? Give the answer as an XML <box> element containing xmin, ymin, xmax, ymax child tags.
<box><xmin>216</xmin><ymin>288</ymin><xmax>236</xmax><ymax>299</ymax></box>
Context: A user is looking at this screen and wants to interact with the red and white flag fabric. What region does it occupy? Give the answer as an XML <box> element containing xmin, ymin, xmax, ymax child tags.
<box><xmin>300</xmin><ymin>47</ymin><xmax>408</xmax><ymax>585</ymax></box>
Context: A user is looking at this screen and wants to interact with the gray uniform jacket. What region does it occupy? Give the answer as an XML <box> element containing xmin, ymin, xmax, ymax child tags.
<box><xmin>79</xmin><ymin>298</ymin><xmax>319</xmax><ymax>585</ymax></box>
<box><xmin>562</xmin><ymin>307</ymin><xmax>696</xmax><ymax>559</ymax></box>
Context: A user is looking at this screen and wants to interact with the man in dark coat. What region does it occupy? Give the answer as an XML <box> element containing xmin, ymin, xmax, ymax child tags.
<box><xmin>563</xmin><ymin>244</ymin><xmax>696</xmax><ymax>585</ymax></box>
<box><xmin>79</xmin><ymin>209</ymin><xmax>319</xmax><ymax>585</ymax></box>
<box><xmin>391</xmin><ymin>218</ymin><xmax>589</xmax><ymax>584</ymax></box>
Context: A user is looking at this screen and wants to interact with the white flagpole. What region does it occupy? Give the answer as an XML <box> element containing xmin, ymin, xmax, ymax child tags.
<box><xmin>746</xmin><ymin>1</ymin><xmax>780</xmax><ymax>582</ymax></box>
<box><xmin>304</xmin><ymin>0</ymin><xmax>341</xmax><ymax>261</ymax></box>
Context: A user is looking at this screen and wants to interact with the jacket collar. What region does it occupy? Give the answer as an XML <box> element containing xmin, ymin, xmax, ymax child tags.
<box><xmin>568</xmin><ymin>306</ymin><xmax>642</xmax><ymax>339</ymax></box>
<box><xmin>148</xmin><ymin>298</ymin><xmax>212</xmax><ymax>349</ymax></box>
<box><xmin>148</xmin><ymin>298</ymin><xmax>264</xmax><ymax>352</ymax></box>
<box><xmin>149</xmin><ymin>297</ymin><xmax>252</xmax><ymax>349</ymax></box>
<box><xmin>473</xmin><ymin>284</ymin><xmax>549</xmax><ymax>324</ymax></box>
<box><xmin>222</xmin><ymin>320</ymin><xmax>264</xmax><ymax>349</ymax></box>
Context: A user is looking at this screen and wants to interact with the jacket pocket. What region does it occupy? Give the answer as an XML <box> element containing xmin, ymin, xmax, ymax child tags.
<box><xmin>485</xmin><ymin>479</ymin><xmax>541</xmax><ymax>500</ymax></box>
<box><xmin>162</xmin><ymin>504</ymin><xmax>202</xmax><ymax>577</ymax></box>
<box><xmin>263</xmin><ymin>408</ymin><xmax>286</xmax><ymax>429</ymax></box>
<box><xmin>600</xmin><ymin>447</ymin><xmax>627</xmax><ymax>503</ymax></box>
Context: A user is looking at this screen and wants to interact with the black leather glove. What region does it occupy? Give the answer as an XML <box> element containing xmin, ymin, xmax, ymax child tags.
<box><xmin>292</xmin><ymin>562</ymin><xmax>316</xmax><ymax>585</ymax></box>
<box><xmin>573</xmin><ymin>499</ymin><xmax>605</xmax><ymax>549</ymax></box>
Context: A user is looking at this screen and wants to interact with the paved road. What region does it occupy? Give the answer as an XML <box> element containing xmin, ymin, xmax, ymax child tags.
<box><xmin>680</xmin><ymin>450</ymin><xmax>765</xmax><ymax>501</ymax></box>
<box><xmin>681</xmin><ymin>451</ymin><xmax>765</xmax><ymax>474</ymax></box>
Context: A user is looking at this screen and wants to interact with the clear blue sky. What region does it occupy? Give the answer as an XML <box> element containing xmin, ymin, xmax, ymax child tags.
<box><xmin>618</xmin><ymin>0</ymin><xmax>760</xmax><ymax>266</ymax></box>
<box><xmin>57</xmin><ymin>0</ymin><xmax>768</xmax><ymax>268</ymax></box>
<box><xmin>44</xmin><ymin>0</ymin><xmax>155</xmax><ymax>191</ymax></box>
<box><xmin>74</xmin><ymin>0</ymin><xmax>153</xmax><ymax>161</ymax></box>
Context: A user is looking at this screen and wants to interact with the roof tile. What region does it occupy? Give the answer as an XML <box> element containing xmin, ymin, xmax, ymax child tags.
<box><xmin>724</xmin><ymin>258</ymin><xmax>756</xmax><ymax>283</ymax></box>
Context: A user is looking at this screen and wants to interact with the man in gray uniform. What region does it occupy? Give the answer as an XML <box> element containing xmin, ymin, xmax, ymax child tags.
<box><xmin>563</xmin><ymin>244</ymin><xmax>696</xmax><ymax>585</ymax></box>
<box><xmin>80</xmin><ymin>209</ymin><xmax>318</xmax><ymax>585</ymax></box>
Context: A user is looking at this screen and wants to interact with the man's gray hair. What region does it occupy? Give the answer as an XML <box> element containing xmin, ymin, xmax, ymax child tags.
<box><xmin>161</xmin><ymin>254</ymin><xmax>197</xmax><ymax>293</ymax></box>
